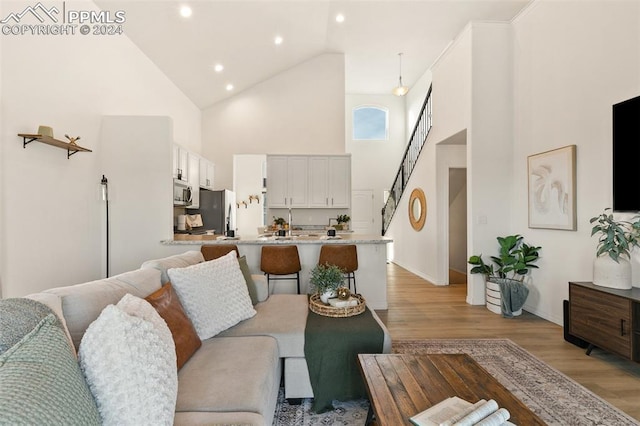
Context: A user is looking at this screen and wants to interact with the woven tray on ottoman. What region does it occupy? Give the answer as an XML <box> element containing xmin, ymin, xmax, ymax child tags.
<box><xmin>309</xmin><ymin>293</ymin><xmax>366</xmax><ymax>318</ymax></box>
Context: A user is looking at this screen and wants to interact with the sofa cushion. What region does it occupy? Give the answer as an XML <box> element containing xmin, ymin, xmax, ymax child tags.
<box><xmin>78</xmin><ymin>303</ymin><xmax>177</xmax><ymax>426</ymax></box>
<box><xmin>145</xmin><ymin>283</ymin><xmax>202</xmax><ymax>370</ymax></box>
<box><xmin>0</xmin><ymin>314</ymin><xmax>101</xmax><ymax>425</ymax></box>
<box><xmin>176</xmin><ymin>335</ymin><xmax>280</xmax><ymax>426</ymax></box>
<box><xmin>0</xmin><ymin>298</ymin><xmax>60</xmax><ymax>354</ymax></box>
<box><xmin>168</xmin><ymin>251</ymin><xmax>256</xmax><ymax>340</ymax></box>
<box><xmin>238</xmin><ymin>255</ymin><xmax>259</xmax><ymax>305</ymax></box>
<box><xmin>141</xmin><ymin>250</ymin><xmax>204</xmax><ymax>284</ymax></box>
<box><xmin>217</xmin><ymin>294</ymin><xmax>308</xmax><ymax>358</ymax></box>
<box><xmin>45</xmin><ymin>268</ymin><xmax>162</xmax><ymax>350</ymax></box>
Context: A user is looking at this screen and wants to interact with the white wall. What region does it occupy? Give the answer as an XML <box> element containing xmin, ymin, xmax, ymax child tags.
<box><xmin>0</xmin><ymin>1</ymin><xmax>4</xmax><ymax>298</ymax></box>
<box><xmin>0</xmin><ymin>0</ymin><xmax>201</xmax><ymax>298</ymax></box>
<box><xmin>346</xmin><ymin>94</ymin><xmax>406</xmax><ymax>236</ymax></box>
<box><xmin>511</xmin><ymin>0</ymin><xmax>640</xmax><ymax>323</ymax></box>
<box><xmin>201</xmin><ymin>54</ymin><xmax>346</xmax><ymax>190</ymax></box>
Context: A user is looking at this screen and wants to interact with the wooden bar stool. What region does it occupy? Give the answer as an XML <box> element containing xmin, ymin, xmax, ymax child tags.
<box><xmin>260</xmin><ymin>245</ymin><xmax>301</xmax><ymax>294</ymax></box>
<box><xmin>201</xmin><ymin>244</ymin><xmax>239</xmax><ymax>261</ymax></box>
<box><xmin>318</xmin><ymin>244</ymin><xmax>358</xmax><ymax>294</ymax></box>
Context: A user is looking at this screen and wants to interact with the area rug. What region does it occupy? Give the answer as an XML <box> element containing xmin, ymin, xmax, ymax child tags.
<box><xmin>272</xmin><ymin>338</ymin><xmax>639</xmax><ymax>426</ymax></box>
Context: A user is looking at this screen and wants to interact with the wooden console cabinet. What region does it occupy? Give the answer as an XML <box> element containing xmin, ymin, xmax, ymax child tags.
<box><xmin>568</xmin><ymin>281</ymin><xmax>640</xmax><ymax>362</ymax></box>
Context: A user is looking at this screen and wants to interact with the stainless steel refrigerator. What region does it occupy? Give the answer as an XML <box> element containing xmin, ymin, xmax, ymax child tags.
<box><xmin>197</xmin><ymin>189</ymin><xmax>236</xmax><ymax>235</ymax></box>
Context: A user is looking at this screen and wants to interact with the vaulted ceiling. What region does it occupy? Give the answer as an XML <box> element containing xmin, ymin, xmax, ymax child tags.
<box><xmin>96</xmin><ymin>1</ymin><xmax>531</xmax><ymax>109</ymax></box>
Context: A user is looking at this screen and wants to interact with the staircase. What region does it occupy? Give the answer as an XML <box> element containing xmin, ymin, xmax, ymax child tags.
<box><xmin>382</xmin><ymin>85</ymin><xmax>432</xmax><ymax>235</ymax></box>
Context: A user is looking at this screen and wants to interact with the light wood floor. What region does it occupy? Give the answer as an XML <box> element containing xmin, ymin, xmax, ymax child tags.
<box><xmin>375</xmin><ymin>262</ymin><xmax>640</xmax><ymax>421</ymax></box>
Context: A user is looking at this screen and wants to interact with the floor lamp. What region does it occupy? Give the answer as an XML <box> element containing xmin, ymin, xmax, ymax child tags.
<box><xmin>101</xmin><ymin>175</ymin><xmax>110</xmax><ymax>277</ymax></box>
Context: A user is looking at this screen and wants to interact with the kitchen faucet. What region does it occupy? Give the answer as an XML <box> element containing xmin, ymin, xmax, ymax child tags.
<box><xmin>288</xmin><ymin>208</ymin><xmax>293</xmax><ymax>236</ymax></box>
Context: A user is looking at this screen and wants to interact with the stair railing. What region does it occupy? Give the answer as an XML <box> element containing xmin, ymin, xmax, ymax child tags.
<box><xmin>382</xmin><ymin>85</ymin><xmax>432</xmax><ymax>235</ymax></box>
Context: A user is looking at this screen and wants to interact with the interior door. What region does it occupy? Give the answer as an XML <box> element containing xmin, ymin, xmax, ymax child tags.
<box><xmin>351</xmin><ymin>190</ymin><xmax>374</xmax><ymax>234</ymax></box>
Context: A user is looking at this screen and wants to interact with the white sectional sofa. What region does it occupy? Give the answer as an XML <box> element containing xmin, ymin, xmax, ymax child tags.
<box><xmin>1</xmin><ymin>249</ymin><xmax>391</xmax><ymax>425</ymax></box>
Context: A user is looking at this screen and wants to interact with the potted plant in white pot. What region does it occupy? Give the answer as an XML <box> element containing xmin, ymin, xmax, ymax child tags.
<box><xmin>309</xmin><ymin>263</ymin><xmax>346</xmax><ymax>304</ymax></box>
<box><xmin>590</xmin><ymin>208</ymin><xmax>640</xmax><ymax>290</ymax></box>
<box><xmin>468</xmin><ymin>234</ymin><xmax>541</xmax><ymax>317</ymax></box>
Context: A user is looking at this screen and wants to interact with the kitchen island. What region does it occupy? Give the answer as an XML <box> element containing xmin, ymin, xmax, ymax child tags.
<box><xmin>162</xmin><ymin>234</ymin><xmax>392</xmax><ymax>309</ymax></box>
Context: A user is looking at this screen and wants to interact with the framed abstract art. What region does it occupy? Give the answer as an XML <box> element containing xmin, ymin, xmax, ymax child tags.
<box><xmin>527</xmin><ymin>145</ymin><xmax>577</xmax><ymax>230</ymax></box>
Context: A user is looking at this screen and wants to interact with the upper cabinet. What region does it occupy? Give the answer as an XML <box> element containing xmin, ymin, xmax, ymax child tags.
<box><xmin>267</xmin><ymin>155</ymin><xmax>350</xmax><ymax>209</ymax></box>
<box><xmin>267</xmin><ymin>156</ymin><xmax>308</xmax><ymax>208</ymax></box>
<box><xmin>172</xmin><ymin>144</ymin><xmax>189</xmax><ymax>182</ymax></box>
<box><xmin>308</xmin><ymin>156</ymin><xmax>350</xmax><ymax>208</ymax></box>
<box><xmin>199</xmin><ymin>157</ymin><xmax>215</xmax><ymax>190</ymax></box>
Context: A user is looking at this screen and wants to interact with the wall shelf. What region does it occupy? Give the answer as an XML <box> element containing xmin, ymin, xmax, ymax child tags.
<box><xmin>18</xmin><ymin>133</ymin><xmax>92</xmax><ymax>159</ymax></box>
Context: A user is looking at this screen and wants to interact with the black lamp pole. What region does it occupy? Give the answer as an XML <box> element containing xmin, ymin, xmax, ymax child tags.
<box><xmin>101</xmin><ymin>175</ymin><xmax>110</xmax><ymax>277</ymax></box>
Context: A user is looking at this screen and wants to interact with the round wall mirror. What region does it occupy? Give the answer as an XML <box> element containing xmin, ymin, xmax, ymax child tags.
<box><xmin>408</xmin><ymin>188</ymin><xmax>427</xmax><ymax>231</ymax></box>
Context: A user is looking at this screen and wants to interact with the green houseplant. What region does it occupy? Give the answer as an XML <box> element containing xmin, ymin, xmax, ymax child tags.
<box><xmin>589</xmin><ymin>208</ymin><xmax>640</xmax><ymax>289</ymax></box>
<box><xmin>335</xmin><ymin>214</ymin><xmax>351</xmax><ymax>231</ymax></box>
<box><xmin>468</xmin><ymin>234</ymin><xmax>541</xmax><ymax>317</ymax></box>
<box><xmin>309</xmin><ymin>263</ymin><xmax>345</xmax><ymax>303</ymax></box>
<box><xmin>468</xmin><ymin>235</ymin><xmax>541</xmax><ymax>282</ymax></box>
<box><xmin>589</xmin><ymin>208</ymin><xmax>640</xmax><ymax>262</ymax></box>
<box><xmin>273</xmin><ymin>216</ymin><xmax>286</xmax><ymax>228</ymax></box>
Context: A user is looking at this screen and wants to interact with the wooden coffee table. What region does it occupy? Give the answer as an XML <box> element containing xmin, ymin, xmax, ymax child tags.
<box><xmin>357</xmin><ymin>353</ymin><xmax>545</xmax><ymax>425</ymax></box>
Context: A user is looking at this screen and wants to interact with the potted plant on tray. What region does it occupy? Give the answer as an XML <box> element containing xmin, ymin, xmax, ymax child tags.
<box><xmin>468</xmin><ymin>234</ymin><xmax>541</xmax><ymax>317</ymax></box>
<box><xmin>589</xmin><ymin>208</ymin><xmax>640</xmax><ymax>290</ymax></box>
<box><xmin>309</xmin><ymin>263</ymin><xmax>346</xmax><ymax>304</ymax></box>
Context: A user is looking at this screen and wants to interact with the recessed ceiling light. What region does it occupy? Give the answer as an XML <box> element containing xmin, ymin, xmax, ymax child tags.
<box><xmin>226</xmin><ymin>84</ymin><xmax>234</xmax><ymax>91</ymax></box>
<box><xmin>274</xmin><ymin>35</ymin><xmax>283</xmax><ymax>45</ymax></box>
<box><xmin>335</xmin><ymin>14</ymin><xmax>345</xmax><ymax>23</ymax></box>
<box><xmin>214</xmin><ymin>64</ymin><xmax>224</xmax><ymax>73</ymax></box>
<box><xmin>180</xmin><ymin>5</ymin><xmax>192</xmax><ymax>18</ymax></box>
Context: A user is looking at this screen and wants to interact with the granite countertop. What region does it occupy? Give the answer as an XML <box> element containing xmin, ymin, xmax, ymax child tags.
<box><xmin>162</xmin><ymin>233</ymin><xmax>392</xmax><ymax>245</ymax></box>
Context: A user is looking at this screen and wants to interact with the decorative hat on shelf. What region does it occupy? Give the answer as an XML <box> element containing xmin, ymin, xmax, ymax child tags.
<box><xmin>37</xmin><ymin>125</ymin><xmax>54</xmax><ymax>138</ymax></box>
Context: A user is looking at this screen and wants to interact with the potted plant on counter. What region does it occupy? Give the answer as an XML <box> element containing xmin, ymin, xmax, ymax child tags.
<box><xmin>468</xmin><ymin>234</ymin><xmax>541</xmax><ymax>317</ymax></box>
<box><xmin>309</xmin><ymin>263</ymin><xmax>346</xmax><ymax>304</ymax></box>
<box><xmin>589</xmin><ymin>208</ymin><xmax>640</xmax><ymax>290</ymax></box>
<box><xmin>335</xmin><ymin>214</ymin><xmax>351</xmax><ymax>231</ymax></box>
<box><xmin>272</xmin><ymin>216</ymin><xmax>286</xmax><ymax>230</ymax></box>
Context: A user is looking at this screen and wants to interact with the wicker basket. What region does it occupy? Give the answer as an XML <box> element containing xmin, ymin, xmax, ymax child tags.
<box><xmin>309</xmin><ymin>293</ymin><xmax>366</xmax><ymax>318</ymax></box>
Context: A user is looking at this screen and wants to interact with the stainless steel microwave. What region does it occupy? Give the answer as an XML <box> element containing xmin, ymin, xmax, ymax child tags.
<box><xmin>173</xmin><ymin>179</ymin><xmax>192</xmax><ymax>206</ymax></box>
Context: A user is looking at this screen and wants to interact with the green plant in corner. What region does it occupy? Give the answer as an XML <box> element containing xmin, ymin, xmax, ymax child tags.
<box><xmin>589</xmin><ymin>208</ymin><xmax>640</xmax><ymax>262</ymax></box>
<box><xmin>468</xmin><ymin>234</ymin><xmax>542</xmax><ymax>283</ymax></box>
<box><xmin>309</xmin><ymin>263</ymin><xmax>345</xmax><ymax>295</ymax></box>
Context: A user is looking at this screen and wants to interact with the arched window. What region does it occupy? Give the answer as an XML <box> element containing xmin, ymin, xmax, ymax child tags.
<box><xmin>353</xmin><ymin>106</ymin><xmax>389</xmax><ymax>140</ymax></box>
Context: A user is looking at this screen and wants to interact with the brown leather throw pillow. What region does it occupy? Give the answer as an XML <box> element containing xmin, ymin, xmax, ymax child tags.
<box><xmin>145</xmin><ymin>282</ymin><xmax>201</xmax><ymax>370</ymax></box>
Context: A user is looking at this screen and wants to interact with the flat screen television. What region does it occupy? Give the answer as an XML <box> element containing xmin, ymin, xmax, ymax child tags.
<box><xmin>612</xmin><ymin>94</ymin><xmax>640</xmax><ymax>212</ymax></box>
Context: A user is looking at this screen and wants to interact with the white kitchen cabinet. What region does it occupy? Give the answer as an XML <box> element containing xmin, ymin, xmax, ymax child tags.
<box><xmin>199</xmin><ymin>157</ymin><xmax>215</xmax><ymax>190</ymax></box>
<box><xmin>172</xmin><ymin>144</ymin><xmax>189</xmax><ymax>182</ymax></box>
<box><xmin>267</xmin><ymin>156</ymin><xmax>308</xmax><ymax>208</ymax></box>
<box><xmin>308</xmin><ymin>157</ymin><xmax>329</xmax><ymax>207</ymax></box>
<box><xmin>308</xmin><ymin>156</ymin><xmax>351</xmax><ymax>208</ymax></box>
<box><xmin>328</xmin><ymin>156</ymin><xmax>351</xmax><ymax>208</ymax></box>
<box><xmin>187</xmin><ymin>153</ymin><xmax>200</xmax><ymax>209</ymax></box>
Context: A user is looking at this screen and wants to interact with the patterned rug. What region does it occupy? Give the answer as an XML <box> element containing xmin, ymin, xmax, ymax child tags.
<box><xmin>272</xmin><ymin>338</ymin><xmax>639</xmax><ymax>426</ymax></box>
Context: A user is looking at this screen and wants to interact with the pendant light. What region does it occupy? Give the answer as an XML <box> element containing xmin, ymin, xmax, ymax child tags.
<box><xmin>392</xmin><ymin>52</ymin><xmax>409</xmax><ymax>96</ymax></box>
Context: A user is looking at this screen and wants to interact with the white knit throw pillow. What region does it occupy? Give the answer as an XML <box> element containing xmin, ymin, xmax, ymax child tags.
<box><xmin>168</xmin><ymin>250</ymin><xmax>256</xmax><ymax>340</ymax></box>
<box><xmin>78</xmin><ymin>299</ymin><xmax>177</xmax><ymax>426</ymax></box>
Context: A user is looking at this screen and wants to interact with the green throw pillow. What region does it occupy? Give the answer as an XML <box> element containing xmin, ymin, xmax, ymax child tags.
<box><xmin>0</xmin><ymin>298</ymin><xmax>61</xmax><ymax>354</ymax></box>
<box><xmin>238</xmin><ymin>255</ymin><xmax>259</xmax><ymax>305</ymax></box>
<box><xmin>0</xmin><ymin>314</ymin><xmax>101</xmax><ymax>425</ymax></box>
